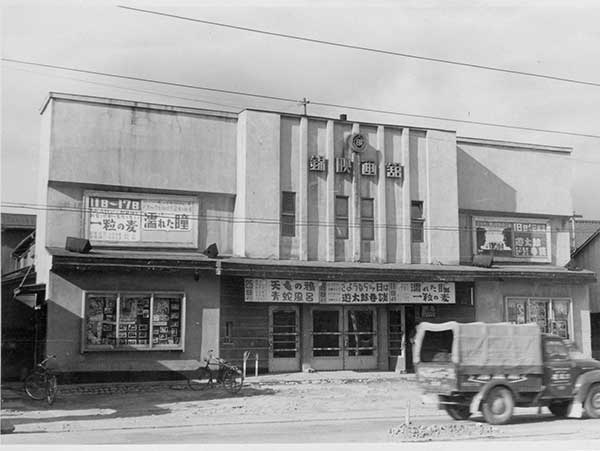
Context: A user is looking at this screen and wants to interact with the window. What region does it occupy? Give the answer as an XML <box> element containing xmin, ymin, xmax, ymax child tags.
<box><xmin>505</xmin><ymin>297</ymin><xmax>571</xmax><ymax>339</ymax></box>
<box><xmin>281</xmin><ymin>192</ymin><xmax>296</xmax><ymax>237</ymax></box>
<box><xmin>335</xmin><ymin>196</ymin><xmax>349</xmax><ymax>239</ymax></box>
<box><xmin>224</xmin><ymin>321</ymin><xmax>234</xmax><ymax>345</ymax></box>
<box><xmin>411</xmin><ymin>201</ymin><xmax>424</xmax><ymax>243</ymax></box>
<box><xmin>84</xmin><ymin>292</ymin><xmax>184</xmax><ymax>351</ymax></box>
<box><xmin>389</xmin><ymin>310</ymin><xmax>403</xmax><ymax>357</ymax></box>
<box><xmin>361</xmin><ymin>198</ymin><xmax>374</xmax><ymax>241</ymax></box>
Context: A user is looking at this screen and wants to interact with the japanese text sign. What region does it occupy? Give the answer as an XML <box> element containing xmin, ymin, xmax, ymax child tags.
<box><xmin>244</xmin><ymin>279</ymin><xmax>455</xmax><ymax>304</ymax></box>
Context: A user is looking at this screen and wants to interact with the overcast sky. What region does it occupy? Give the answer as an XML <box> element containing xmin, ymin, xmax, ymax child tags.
<box><xmin>2</xmin><ymin>0</ymin><xmax>600</xmax><ymax>219</ymax></box>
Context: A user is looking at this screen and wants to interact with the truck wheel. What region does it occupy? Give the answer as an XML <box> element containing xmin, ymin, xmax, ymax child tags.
<box><xmin>444</xmin><ymin>405</ymin><xmax>471</xmax><ymax>420</ymax></box>
<box><xmin>482</xmin><ymin>387</ymin><xmax>514</xmax><ymax>425</ymax></box>
<box><xmin>584</xmin><ymin>383</ymin><xmax>600</xmax><ymax>419</ymax></box>
<box><xmin>548</xmin><ymin>401</ymin><xmax>570</xmax><ymax>418</ymax></box>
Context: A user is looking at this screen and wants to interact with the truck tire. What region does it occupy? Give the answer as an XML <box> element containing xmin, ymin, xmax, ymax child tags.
<box><xmin>584</xmin><ymin>383</ymin><xmax>600</xmax><ymax>419</ymax></box>
<box><xmin>444</xmin><ymin>405</ymin><xmax>471</xmax><ymax>420</ymax></box>
<box><xmin>548</xmin><ymin>401</ymin><xmax>570</xmax><ymax>418</ymax></box>
<box><xmin>482</xmin><ymin>386</ymin><xmax>514</xmax><ymax>425</ymax></box>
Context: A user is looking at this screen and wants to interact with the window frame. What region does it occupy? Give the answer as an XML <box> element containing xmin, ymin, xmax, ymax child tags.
<box><xmin>281</xmin><ymin>191</ymin><xmax>296</xmax><ymax>237</ymax></box>
<box><xmin>360</xmin><ymin>197</ymin><xmax>375</xmax><ymax>241</ymax></box>
<box><xmin>335</xmin><ymin>195</ymin><xmax>349</xmax><ymax>240</ymax></box>
<box><xmin>81</xmin><ymin>290</ymin><xmax>186</xmax><ymax>352</ymax></box>
<box><xmin>504</xmin><ymin>296</ymin><xmax>573</xmax><ymax>339</ymax></box>
<box><xmin>411</xmin><ymin>200</ymin><xmax>425</xmax><ymax>243</ymax></box>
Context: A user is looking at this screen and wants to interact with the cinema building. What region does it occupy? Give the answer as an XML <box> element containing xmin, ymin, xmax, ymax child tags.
<box><xmin>32</xmin><ymin>92</ymin><xmax>595</xmax><ymax>380</ymax></box>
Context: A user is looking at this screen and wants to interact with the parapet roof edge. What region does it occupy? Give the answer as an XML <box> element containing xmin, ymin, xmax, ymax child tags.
<box><xmin>241</xmin><ymin>108</ymin><xmax>457</xmax><ymax>134</ymax></box>
<box><xmin>39</xmin><ymin>92</ymin><xmax>240</xmax><ymax>119</ymax></box>
<box><xmin>457</xmin><ymin>136</ymin><xmax>572</xmax><ymax>154</ymax></box>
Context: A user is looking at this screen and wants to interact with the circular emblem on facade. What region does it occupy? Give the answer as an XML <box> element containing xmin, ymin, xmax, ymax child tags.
<box><xmin>349</xmin><ymin>133</ymin><xmax>367</xmax><ymax>153</ymax></box>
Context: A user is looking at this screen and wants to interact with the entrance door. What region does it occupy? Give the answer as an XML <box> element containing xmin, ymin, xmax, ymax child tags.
<box><xmin>268</xmin><ymin>306</ymin><xmax>300</xmax><ymax>372</ymax></box>
<box><xmin>310</xmin><ymin>306</ymin><xmax>377</xmax><ymax>370</ymax></box>
<box><xmin>344</xmin><ymin>307</ymin><xmax>377</xmax><ymax>370</ymax></box>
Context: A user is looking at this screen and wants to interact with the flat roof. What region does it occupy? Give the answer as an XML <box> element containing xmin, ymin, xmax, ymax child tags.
<box><xmin>1</xmin><ymin>213</ymin><xmax>36</xmax><ymax>230</ymax></box>
<box><xmin>457</xmin><ymin>136</ymin><xmax>572</xmax><ymax>154</ymax></box>
<box><xmin>40</xmin><ymin>92</ymin><xmax>239</xmax><ymax>120</ymax></box>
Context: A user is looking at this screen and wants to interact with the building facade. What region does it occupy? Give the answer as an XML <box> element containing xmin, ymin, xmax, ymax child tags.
<box><xmin>572</xmin><ymin>227</ymin><xmax>600</xmax><ymax>359</ymax></box>
<box><xmin>33</xmin><ymin>93</ymin><xmax>595</xmax><ymax>380</ymax></box>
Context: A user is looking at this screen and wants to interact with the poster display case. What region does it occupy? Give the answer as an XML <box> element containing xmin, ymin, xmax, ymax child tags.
<box><xmin>83</xmin><ymin>292</ymin><xmax>184</xmax><ymax>352</ymax></box>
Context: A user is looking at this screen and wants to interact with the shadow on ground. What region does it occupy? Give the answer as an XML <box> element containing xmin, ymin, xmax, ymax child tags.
<box><xmin>1</xmin><ymin>385</ymin><xmax>276</xmax><ymax>431</ymax></box>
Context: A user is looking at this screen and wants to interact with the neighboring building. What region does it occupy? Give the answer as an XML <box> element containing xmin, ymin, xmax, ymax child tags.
<box><xmin>1</xmin><ymin>213</ymin><xmax>42</xmax><ymax>380</ymax></box>
<box><xmin>33</xmin><ymin>92</ymin><xmax>595</xmax><ymax>381</ymax></box>
<box><xmin>572</xmin><ymin>224</ymin><xmax>600</xmax><ymax>359</ymax></box>
<box><xmin>1</xmin><ymin>213</ymin><xmax>35</xmax><ymax>274</ymax></box>
<box><xmin>573</xmin><ymin>219</ymin><xmax>600</xmax><ymax>250</ymax></box>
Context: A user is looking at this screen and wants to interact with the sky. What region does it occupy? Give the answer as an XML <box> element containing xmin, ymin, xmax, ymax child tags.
<box><xmin>2</xmin><ymin>0</ymin><xmax>600</xmax><ymax>219</ymax></box>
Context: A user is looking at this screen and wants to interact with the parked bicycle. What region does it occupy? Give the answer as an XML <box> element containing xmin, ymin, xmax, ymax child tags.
<box><xmin>187</xmin><ymin>350</ymin><xmax>244</xmax><ymax>394</ymax></box>
<box><xmin>24</xmin><ymin>354</ymin><xmax>58</xmax><ymax>405</ymax></box>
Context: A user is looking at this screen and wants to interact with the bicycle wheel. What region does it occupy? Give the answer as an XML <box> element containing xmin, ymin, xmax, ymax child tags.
<box><xmin>46</xmin><ymin>375</ymin><xmax>58</xmax><ymax>405</ymax></box>
<box><xmin>24</xmin><ymin>371</ymin><xmax>46</xmax><ymax>400</ymax></box>
<box><xmin>187</xmin><ymin>368</ymin><xmax>212</xmax><ymax>391</ymax></box>
<box><xmin>222</xmin><ymin>368</ymin><xmax>243</xmax><ymax>394</ymax></box>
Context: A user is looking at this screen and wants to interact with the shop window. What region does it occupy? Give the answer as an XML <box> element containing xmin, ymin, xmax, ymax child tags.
<box><xmin>361</xmin><ymin>198</ymin><xmax>375</xmax><ymax>241</ymax></box>
<box><xmin>281</xmin><ymin>191</ymin><xmax>296</xmax><ymax>237</ymax></box>
<box><xmin>84</xmin><ymin>292</ymin><xmax>184</xmax><ymax>351</ymax></box>
<box><xmin>505</xmin><ymin>297</ymin><xmax>571</xmax><ymax>339</ymax></box>
<box><xmin>411</xmin><ymin>201</ymin><xmax>424</xmax><ymax>243</ymax></box>
<box><xmin>335</xmin><ymin>196</ymin><xmax>349</xmax><ymax>239</ymax></box>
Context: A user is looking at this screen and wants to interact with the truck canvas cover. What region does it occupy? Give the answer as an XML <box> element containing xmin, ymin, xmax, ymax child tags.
<box><xmin>414</xmin><ymin>321</ymin><xmax>543</xmax><ymax>374</ymax></box>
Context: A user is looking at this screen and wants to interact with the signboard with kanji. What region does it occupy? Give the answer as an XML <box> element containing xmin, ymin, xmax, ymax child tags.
<box><xmin>308</xmin><ymin>155</ymin><xmax>327</xmax><ymax>172</ymax></box>
<box><xmin>361</xmin><ymin>161</ymin><xmax>377</xmax><ymax>176</ymax></box>
<box><xmin>244</xmin><ymin>279</ymin><xmax>323</xmax><ymax>303</ymax></box>
<box><xmin>244</xmin><ymin>279</ymin><xmax>456</xmax><ymax>304</ymax></box>
<box><xmin>396</xmin><ymin>282</ymin><xmax>455</xmax><ymax>304</ymax></box>
<box><xmin>85</xmin><ymin>191</ymin><xmax>198</xmax><ymax>248</ymax></box>
<box><xmin>472</xmin><ymin>216</ymin><xmax>551</xmax><ymax>262</ymax></box>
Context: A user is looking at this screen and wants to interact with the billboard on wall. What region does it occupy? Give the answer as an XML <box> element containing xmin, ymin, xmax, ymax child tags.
<box><xmin>472</xmin><ymin>216</ymin><xmax>551</xmax><ymax>263</ymax></box>
<box><xmin>244</xmin><ymin>279</ymin><xmax>455</xmax><ymax>304</ymax></box>
<box><xmin>84</xmin><ymin>191</ymin><xmax>198</xmax><ymax>248</ymax></box>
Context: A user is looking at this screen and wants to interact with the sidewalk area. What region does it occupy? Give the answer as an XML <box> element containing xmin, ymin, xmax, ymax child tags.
<box><xmin>1</xmin><ymin>371</ymin><xmax>421</xmax><ymax>435</ymax></box>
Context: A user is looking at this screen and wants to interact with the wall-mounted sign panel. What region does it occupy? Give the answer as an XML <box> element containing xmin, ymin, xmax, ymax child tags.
<box><xmin>244</xmin><ymin>279</ymin><xmax>455</xmax><ymax>304</ymax></box>
<box><xmin>472</xmin><ymin>216</ymin><xmax>551</xmax><ymax>263</ymax></box>
<box><xmin>84</xmin><ymin>191</ymin><xmax>198</xmax><ymax>248</ymax></box>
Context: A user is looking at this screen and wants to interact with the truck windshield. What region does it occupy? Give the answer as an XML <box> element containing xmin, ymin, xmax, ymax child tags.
<box><xmin>420</xmin><ymin>330</ymin><xmax>453</xmax><ymax>362</ymax></box>
<box><xmin>544</xmin><ymin>340</ymin><xmax>569</xmax><ymax>360</ymax></box>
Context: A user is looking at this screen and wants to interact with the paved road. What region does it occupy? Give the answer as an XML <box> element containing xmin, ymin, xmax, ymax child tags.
<box><xmin>2</xmin><ymin>411</ymin><xmax>600</xmax><ymax>446</ymax></box>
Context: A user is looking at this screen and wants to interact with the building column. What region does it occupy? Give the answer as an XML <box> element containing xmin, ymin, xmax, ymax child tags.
<box><xmin>401</xmin><ymin>128</ymin><xmax>412</xmax><ymax>264</ymax></box>
<box><xmin>350</xmin><ymin>123</ymin><xmax>361</xmax><ymax>262</ymax></box>
<box><xmin>376</xmin><ymin>126</ymin><xmax>387</xmax><ymax>263</ymax></box>
<box><xmin>298</xmin><ymin>117</ymin><xmax>309</xmax><ymax>260</ymax></box>
<box><xmin>325</xmin><ymin>120</ymin><xmax>335</xmax><ymax>262</ymax></box>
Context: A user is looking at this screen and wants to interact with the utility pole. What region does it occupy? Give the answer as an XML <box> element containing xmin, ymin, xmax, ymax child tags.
<box><xmin>299</xmin><ymin>97</ymin><xmax>310</xmax><ymax>116</ymax></box>
<box><xmin>570</xmin><ymin>213</ymin><xmax>583</xmax><ymax>253</ymax></box>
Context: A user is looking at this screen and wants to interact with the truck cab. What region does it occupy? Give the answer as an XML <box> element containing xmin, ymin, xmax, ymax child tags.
<box><xmin>414</xmin><ymin>321</ymin><xmax>600</xmax><ymax>425</ymax></box>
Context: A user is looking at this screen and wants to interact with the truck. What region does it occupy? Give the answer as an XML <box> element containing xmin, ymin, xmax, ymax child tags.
<box><xmin>414</xmin><ymin>321</ymin><xmax>600</xmax><ymax>425</ymax></box>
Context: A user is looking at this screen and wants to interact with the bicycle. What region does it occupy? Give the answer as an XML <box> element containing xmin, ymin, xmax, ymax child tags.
<box><xmin>24</xmin><ymin>354</ymin><xmax>58</xmax><ymax>405</ymax></box>
<box><xmin>187</xmin><ymin>350</ymin><xmax>244</xmax><ymax>394</ymax></box>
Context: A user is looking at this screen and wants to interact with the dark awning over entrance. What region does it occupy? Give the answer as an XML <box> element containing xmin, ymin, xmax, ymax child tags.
<box><xmin>46</xmin><ymin>247</ymin><xmax>597</xmax><ymax>284</ymax></box>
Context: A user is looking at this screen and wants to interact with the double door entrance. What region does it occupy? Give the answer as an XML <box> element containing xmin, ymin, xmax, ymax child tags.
<box><xmin>268</xmin><ymin>305</ymin><xmax>378</xmax><ymax>372</ymax></box>
<box><xmin>310</xmin><ymin>306</ymin><xmax>377</xmax><ymax>370</ymax></box>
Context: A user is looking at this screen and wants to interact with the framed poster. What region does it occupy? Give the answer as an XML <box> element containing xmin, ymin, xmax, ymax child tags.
<box><xmin>472</xmin><ymin>216</ymin><xmax>551</xmax><ymax>262</ymax></box>
<box><xmin>84</xmin><ymin>190</ymin><xmax>199</xmax><ymax>248</ymax></box>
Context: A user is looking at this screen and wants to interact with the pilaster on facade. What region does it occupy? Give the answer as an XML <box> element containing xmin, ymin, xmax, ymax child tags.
<box><xmin>350</xmin><ymin>123</ymin><xmax>361</xmax><ymax>262</ymax></box>
<box><xmin>376</xmin><ymin>126</ymin><xmax>387</xmax><ymax>263</ymax></box>
<box><xmin>401</xmin><ymin>127</ymin><xmax>411</xmax><ymax>264</ymax></box>
<box><xmin>325</xmin><ymin>120</ymin><xmax>336</xmax><ymax>262</ymax></box>
<box><xmin>298</xmin><ymin>117</ymin><xmax>309</xmax><ymax>261</ymax></box>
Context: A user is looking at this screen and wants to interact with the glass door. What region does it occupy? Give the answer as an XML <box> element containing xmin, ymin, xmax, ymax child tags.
<box><xmin>344</xmin><ymin>307</ymin><xmax>377</xmax><ymax>370</ymax></box>
<box><xmin>310</xmin><ymin>308</ymin><xmax>343</xmax><ymax>370</ymax></box>
<box><xmin>268</xmin><ymin>306</ymin><xmax>300</xmax><ymax>372</ymax></box>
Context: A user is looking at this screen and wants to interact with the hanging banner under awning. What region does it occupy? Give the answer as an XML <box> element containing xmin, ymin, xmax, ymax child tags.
<box><xmin>244</xmin><ymin>279</ymin><xmax>455</xmax><ymax>304</ymax></box>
